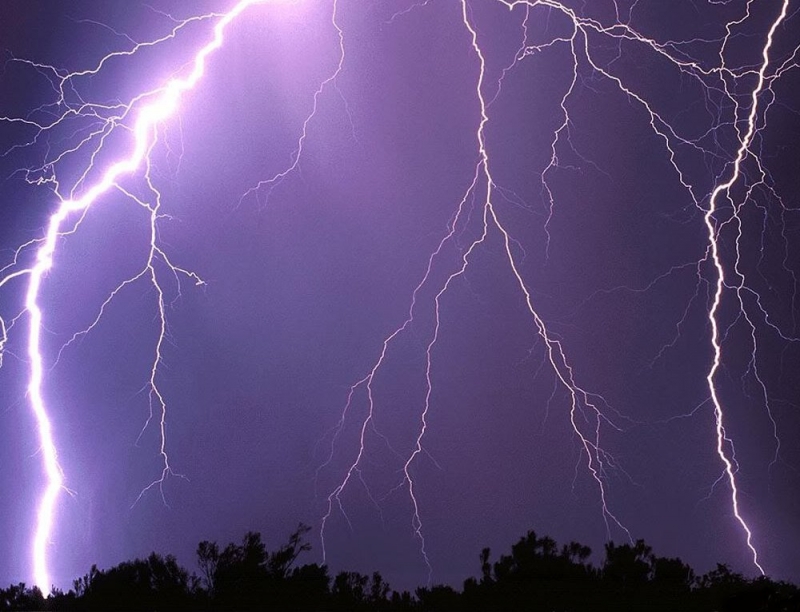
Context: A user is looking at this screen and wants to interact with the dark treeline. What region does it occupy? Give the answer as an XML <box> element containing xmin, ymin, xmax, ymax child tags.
<box><xmin>3</xmin><ymin>524</ymin><xmax>798</xmax><ymax>611</ymax></box>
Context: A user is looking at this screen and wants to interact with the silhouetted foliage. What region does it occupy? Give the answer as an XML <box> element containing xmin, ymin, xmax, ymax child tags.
<box><xmin>0</xmin><ymin>583</ymin><xmax>45</xmax><ymax>611</ymax></box>
<box><xmin>327</xmin><ymin>570</ymin><xmax>393</xmax><ymax>611</ymax></box>
<box><xmin>416</xmin><ymin>584</ymin><xmax>461</xmax><ymax>611</ymax></box>
<box><xmin>72</xmin><ymin>553</ymin><xmax>195</xmax><ymax>611</ymax></box>
<box><xmin>195</xmin><ymin>523</ymin><xmax>324</xmax><ymax>610</ymax></box>
<box><xmin>4</xmin><ymin>524</ymin><xmax>799</xmax><ymax>611</ymax></box>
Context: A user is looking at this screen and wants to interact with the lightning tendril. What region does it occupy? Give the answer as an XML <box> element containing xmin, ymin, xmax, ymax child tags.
<box><xmin>0</xmin><ymin>0</ymin><xmax>796</xmax><ymax>593</ymax></box>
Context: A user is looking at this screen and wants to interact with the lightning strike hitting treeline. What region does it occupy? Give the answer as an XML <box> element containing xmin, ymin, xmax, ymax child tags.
<box><xmin>0</xmin><ymin>0</ymin><xmax>798</xmax><ymax>595</ymax></box>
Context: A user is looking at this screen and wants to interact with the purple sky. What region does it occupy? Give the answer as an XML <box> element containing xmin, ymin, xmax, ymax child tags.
<box><xmin>1</xmin><ymin>0</ymin><xmax>799</xmax><ymax>594</ymax></box>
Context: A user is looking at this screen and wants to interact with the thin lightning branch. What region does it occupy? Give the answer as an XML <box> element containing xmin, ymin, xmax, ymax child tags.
<box><xmin>318</xmin><ymin>165</ymin><xmax>481</xmax><ymax>564</ymax></box>
<box><xmin>315</xmin><ymin>0</ymin><xmax>798</xmax><ymax>582</ymax></box>
<box><xmin>239</xmin><ymin>0</ymin><xmax>347</xmax><ymax>207</ymax></box>
<box><xmin>318</xmin><ymin>0</ymin><xmax>634</xmax><ymax>578</ymax></box>
<box><xmin>459</xmin><ymin>0</ymin><xmax>630</xmax><ymax>541</ymax></box>
<box><xmin>1</xmin><ymin>0</ymin><xmax>797</xmax><ymax>594</ymax></box>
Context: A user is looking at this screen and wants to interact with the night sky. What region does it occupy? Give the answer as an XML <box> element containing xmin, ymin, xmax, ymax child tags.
<box><xmin>1</xmin><ymin>0</ymin><xmax>799</xmax><ymax>594</ymax></box>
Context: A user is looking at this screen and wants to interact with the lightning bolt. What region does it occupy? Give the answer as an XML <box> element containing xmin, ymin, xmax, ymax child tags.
<box><xmin>702</xmin><ymin>0</ymin><xmax>791</xmax><ymax>575</ymax></box>
<box><xmin>0</xmin><ymin>0</ymin><xmax>277</xmax><ymax>592</ymax></box>
<box><xmin>1</xmin><ymin>0</ymin><xmax>797</xmax><ymax>594</ymax></box>
<box><xmin>318</xmin><ymin>0</ymin><xmax>634</xmax><ymax>579</ymax></box>
<box><xmin>314</xmin><ymin>0</ymin><xmax>797</xmax><ymax>582</ymax></box>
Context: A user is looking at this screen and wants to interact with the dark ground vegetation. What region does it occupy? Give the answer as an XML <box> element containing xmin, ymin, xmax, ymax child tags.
<box><xmin>3</xmin><ymin>524</ymin><xmax>798</xmax><ymax>611</ymax></box>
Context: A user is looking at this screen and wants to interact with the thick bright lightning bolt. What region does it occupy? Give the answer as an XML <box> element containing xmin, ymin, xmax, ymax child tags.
<box><xmin>0</xmin><ymin>0</ymin><xmax>275</xmax><ymax>592</ymax></box>
<box><xmin>702</xmin><ymin>0</ymin><xmax>791</xmax><ymax>575</ymax></box>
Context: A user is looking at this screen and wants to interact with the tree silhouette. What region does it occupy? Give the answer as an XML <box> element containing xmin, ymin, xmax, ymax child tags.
<box><xmin>3</xmin><ymin>524</ymin><xmax>798</xmax><ymax>611</ymax></box>
<box><xmin>195</xmin><ymin>540</ymin><xmax>219</xmax><ymax>597</ymax></box>
<box><xmin>72</xmin><ymin>553</ymin><xmax>194</xmax><ymax>611</ymax></box>
<box><xmin>195</xmin><ymin>523</ymin><xmax>326</xmax><ymax>610</ymax></box>
<box><xmin>330</xmin><ymin>570</ymin><xmax>391</xmax><ymax>611</ymax></box>
<box><xmin>0</xmin><ymin>583</ymin><xmax>45</xmax><ymax>611</ymax></box>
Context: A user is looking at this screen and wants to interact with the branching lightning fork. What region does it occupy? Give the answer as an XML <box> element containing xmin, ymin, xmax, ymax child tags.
<box><xmin>0</xmin><ymin>0</ymin><xmax>797</xmax><ymax>594</ymax></box>
<box><xmin>0</xmin><ymin>0</ymin><xmax>274</xmax><ymax>592</ymax></box>
<box><xmin>314</xmin><ymin>0</ymin><xmax>797</xmax><ymax>581</ymax></box>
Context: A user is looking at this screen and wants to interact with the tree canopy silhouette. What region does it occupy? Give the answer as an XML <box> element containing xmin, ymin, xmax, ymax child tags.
<box><xmin>2</xmin><ymin>524</ymin><xmax>798</xmax><ymax>611</ymax></box>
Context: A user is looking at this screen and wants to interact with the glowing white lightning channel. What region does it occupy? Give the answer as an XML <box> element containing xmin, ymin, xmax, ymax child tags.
<box><xmin>702</xmin><ymin>0</ymin><xmax>790</xmax><ymax>576</ymax></box>
<box><xmin>314</xmin><ymin>0</ymin><xmax>796</xmax><ymax>582</ymax></box>
<box><xmin>2</xmin><ymin>0</ymin><xmax>795</xmax><ymax>595</ymax></box>
<box><xmin>503</xmin><ymin>0</ymin><xmax>795</xmax><ymax>576</ymax></box>
<box><xmin>318</xmin><ymin>0</ymin><xmax>633</xmax><ymax>579</ymax></box>
<box><xmin>2</xmin><ymin>0</ymin><xmax>269</xmax><ymax>592</ymax></box>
